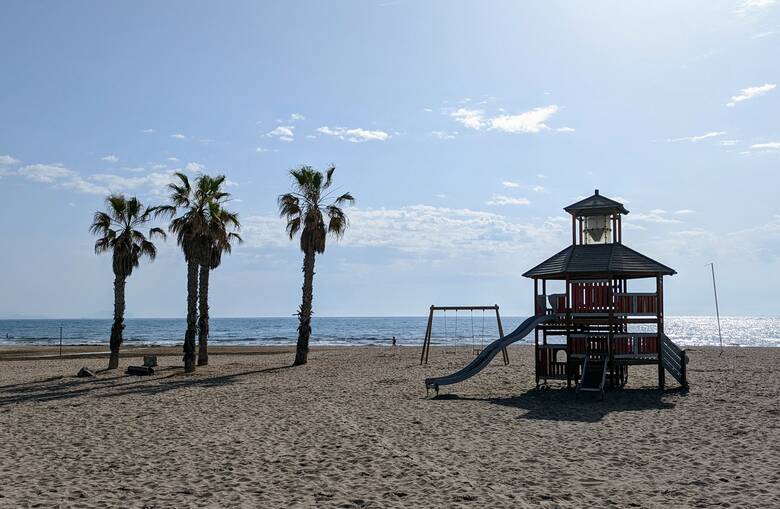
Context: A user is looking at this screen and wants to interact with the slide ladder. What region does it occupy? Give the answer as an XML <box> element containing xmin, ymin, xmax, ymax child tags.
<box><xmin>661</xmin><ymin>334</ymin><xmax>688</xmax><ymax>388</ymax></box>
<box><xmin>425</xmin><ymin>314</ymin><xmax>555</xmax><ymax>395</ymax></box>
<box><xmin>576</xmin><ymin>355</ymin><xmax>608</xmax><ymax>400</ymax></box>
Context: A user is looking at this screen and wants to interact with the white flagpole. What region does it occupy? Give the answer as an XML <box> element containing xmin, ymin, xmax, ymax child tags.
<box><xmin>708</xmin><ymin>262</ymin><xmax>723</xmax><ymax>356</ymax></box>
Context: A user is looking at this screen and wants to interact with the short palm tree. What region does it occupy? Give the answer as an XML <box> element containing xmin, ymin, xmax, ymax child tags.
<box><xmin>278</xmin><ymin>165</ymin><xmax>354</xmax><ymax>366</ymax></box>
<box><xmin>196</xmin><ymin>203</ymin><xmax>242</xmax><ymax>366</ymax></box>
<box><xmin>90</xmin><ymin>195</ymin><xmax>165</xmax><ymax>369</ymax></box>
<box><xmin>158</xmin><ymin>173</ymin><xmax>231</xmax><ymax>372</ymax></box>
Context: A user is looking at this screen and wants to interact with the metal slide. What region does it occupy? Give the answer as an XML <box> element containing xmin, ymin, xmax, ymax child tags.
<box><xmin>425</xmin><ymin>314</ymin><xmax>555</xmax><ymax>394</ymax></box>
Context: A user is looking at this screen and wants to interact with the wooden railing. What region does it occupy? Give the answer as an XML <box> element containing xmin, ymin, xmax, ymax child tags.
<box><xmin>536</xmin><ymin>345</ymin><xmax>567</xmax><ymax>379</ymax></box>
<box><xmin>571</xmin><ymin>281</ymin><xmax>611</xmax><ymax>313</ymax></box>
<box><xmin>613</xmin><ymin>334</ymin><xmax>659</xmax><ymax>358</ymax></box>
<box><xmin>569</xmin><ymin>334</ymin><xmax>608</xmax><ymax>358</ymax></box>
<box><xmin>615</xmin><ymin>293</ymin><xmax>658</xmax><ymax>315</ymax></box>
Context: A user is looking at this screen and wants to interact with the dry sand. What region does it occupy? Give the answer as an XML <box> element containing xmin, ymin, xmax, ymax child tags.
<box><xmin>0</xmin><ymin>345</ymin><xmax>778</xmax><ymax>508</ymax></box>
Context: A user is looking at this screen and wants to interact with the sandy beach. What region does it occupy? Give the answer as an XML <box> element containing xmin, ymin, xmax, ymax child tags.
<box><xmin>0</xmin><ymin>345</ymin><xmax>777</xmax><ymax>508</ymax></box>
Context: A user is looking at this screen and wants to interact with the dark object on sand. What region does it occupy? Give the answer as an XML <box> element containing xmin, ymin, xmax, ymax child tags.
<box><xmin>126</xmin><ymin>365</ymin><xmax>154</xmax><ymax>376</ymax></box>
<box><xmin>77</xmin><ymin>367</ymin><xmax>95</xmax><ymax>378</ymax></box>
<box><xmin>143</xmin><ymin>355</ymin><xmax>158</xmax><ymax>367</ymax></box>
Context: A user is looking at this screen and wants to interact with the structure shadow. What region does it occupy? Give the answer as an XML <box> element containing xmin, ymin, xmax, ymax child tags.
<box><xmin>434</xmin><ymin>386</ymin><xmax>682</xmax><ymax>423</ymax></box>
<box><xmin>0</xmin><ymin>366</ymin><xmax>291</xmax><ymax>407</ymax></box>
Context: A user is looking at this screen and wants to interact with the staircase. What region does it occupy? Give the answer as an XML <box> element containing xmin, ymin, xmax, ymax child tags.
<box><xmin>661</xmin><ymin>335</ymin><xmax>688</xmax><ymax>388</ymax></box>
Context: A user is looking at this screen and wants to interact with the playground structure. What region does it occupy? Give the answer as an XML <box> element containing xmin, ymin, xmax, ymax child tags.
<box><xmin>419</xmin><ymin>305</ymin><xmax>508</xmax><ymax>366</ymax></box>
<box><xmin>425</xmin><ymin>190</ymin><xmax>688</xmax><ymax>399</ymax></box>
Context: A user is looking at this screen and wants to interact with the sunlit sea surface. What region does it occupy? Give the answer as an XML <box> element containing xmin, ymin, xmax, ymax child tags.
<box><xmin>0</xmin><ymin>316</ymin><xmax>777</xmax><ymax>348</ymax></box>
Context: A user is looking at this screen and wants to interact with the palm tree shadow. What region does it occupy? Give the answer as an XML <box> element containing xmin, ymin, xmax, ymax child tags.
<box><xmin>0</xmin><ymin>365</ymin><xmax>292</xmax><ymax>406</ymax></box>
<box><xmin>433</xmin><ymin>386</ymin><xmax>682</xmax><ymax>423</ymax></box>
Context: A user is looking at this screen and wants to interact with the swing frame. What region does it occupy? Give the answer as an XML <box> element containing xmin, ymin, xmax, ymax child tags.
<box><xmin>419</xmin><ymin>305</ymin><xmax>509</xmax><ymax>366</ymax></box>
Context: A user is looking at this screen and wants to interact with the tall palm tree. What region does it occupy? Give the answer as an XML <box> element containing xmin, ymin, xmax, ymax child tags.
<box><xmin>197</xmin><ymin>203</ymin><xmax>242</xmax><ymax>366</ymax></box>
<box><xmin>158</xmin><ymin>173</ymin><xmax>231</xmax><ymax>373</ymax></box>
<box><xmin>90</xmin><ymin>195</ymin><xmax>165</xmax><ymax>370</ymax></box>
<box><xmin>278</xmin><ymin>165</ymin><xmax>354</xmax><ymax>366</ymax></box>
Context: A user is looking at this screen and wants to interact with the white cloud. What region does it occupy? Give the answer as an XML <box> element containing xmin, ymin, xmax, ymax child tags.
<box><xmin>290</xmin><ymin>113</ymin><xmax>305</xmax><ymax>121</ymax></box>
<box><xmin>171</xmin><ymin>133</ymin><xmax>186</xmax><ymax>140</ymax></box>
<box><xmin>727</xmin><ymin>83</ymin><xmax>776</xmax><ymax>106</ymax></box>
<box><xmin>556</xmin><ymin>126</ymin><xmax>576</xmax><ymax>133</ymax></box>
<box><xmin>502</xmin><ymin>181</ymin><xmax>520</xmax><ymax>188</ymax></box>
<box><xmin>537</xmin><ymin>173</ymin><xmax>547</xmax><ymax>179</ymax></box>
<box><xmin>243</xmin><ymin>205</ymin><xmax>564</xmax><ymax>255</ymax></box>
<box><xmin>316</xmin><ymin>126</ymin><xmax>390</xmax><ymax>143</ymax></box>
<box><xmin>532</xmin><ymin>185</ymin><xmax>546</xmax><ymax>193</ymax></box>
<box><xmin>101</xmin><ymin>154</ymin><xmax>119</xmax><ymax>163</ymax></box>
<box><xmin>430</xmin><ymin>130</ymin><xmax>456</xmax><ymax>140</ymax></box>
<box><xmin>434</xmin><ymin>194</ymin><xmax>446</xmax><ymax>199</ymax></box>
<box><xmin>485</xmin><ymin>194</ymin><xmax>531</xmax><ymax>206</ymax></box>
<box><xmin>422</xmin><ymin>108</ymin><xmax>433</xmax><ymax>113</ymax></box>
<box><xmin>167</xmin><ymin>157</ymin><xmax>179</xmax><ymax>162</ymax></box>
<box><xmin>667</xmin><ymin>131</ymin><xmax>725</xmax><ymax>142</ymax></box>
<box><xmin>0</xmin><ymin>155</ymin><xmax>20</xmax><ymax>166</ymax></box>
<box><xmin>451</xmin><ymin>108</ymin><xmax>485</xmax><ymax>130</ymax></box>
<box><xmin>650</xmin><ymin>209</ymin><xmax>667</xmax><ymax>214</ymax></box>
<box><xmin>266</xmin><ymin>126</ymin><xmax>295</xmax><ymax>142</ymax></box>
<box><xmin>736</xmin><ymin>0</ymin><xmax>777</xmax><ymax>15</ymax></box>
<box><xmin>750</xmin><ymin>141</ymin><xmax>780</xmax><ymax>150</ymax></box>
<box><xmin>256</xmin><ymin>147</ymin><xmax>270</xmax><ymax>153</ymax></box>
<box><xmin>675</xmin><ymin>209</ymin><xmax>695</xmax><ymax>215</ymax></box>
<box><xmin>184</xmin><ymin>162</ymin><xmax>205</xmax><ymax>173</ymax></box>
<box><xmin>628</xmin><ymin>212</ymin><xmax>682</xmax><ymax>224</ymax></box>
<box><xmin>62</xmin><ymin>178</ymin><xmax>110</xmax><ymax>195</ymax></box>
<box><xmin>720</xmin><ymin>139</ymin><xmax>741</xmax><ymax>146</ymax></box>
<box><xmin>141</xmin><ymin>128</ymin><xmax>155</xmax><ymax>134</ymax></box>
<box><xmin>489</xmin><ymin>105</ymin><xmax>559</xmax><ymax>134</ymax></box>
<box><xmin>18</xmin><ymin>163</ymin><xmax>75</xmax><ymax>183</ymax></box>
<box><xmin>752</xmin><ymin>30</ymin><xmax>776</xmax><ymax>38</ymax></box>
<box><xmin>151</xmin><ymin>164</ymin><xmax>167</xmax><ymax>170</ymax></box>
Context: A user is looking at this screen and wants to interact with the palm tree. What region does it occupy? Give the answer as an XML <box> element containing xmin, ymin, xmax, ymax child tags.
<box><xmin>90</xmin><ymin>195</ymin><xmax>165</xmax><ymax>370</ymax></box>
<box><xmin>197</xmin><ymin>202</ymin><xmax>242</xmax><ymax>366</ymax></box>
<box><xmin>158</xmin><ymin>173</ymin><xmax>231</xmax><ymax>372</ymax></box>
<box><xmin>278</xmin><ymin>165</ymin><xmax>354</xmax><ymax>366</ymax></box>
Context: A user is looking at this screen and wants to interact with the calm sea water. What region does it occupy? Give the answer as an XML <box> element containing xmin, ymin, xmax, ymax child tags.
<box><xmin>0</xmin><ymin>316</ymin><xmax>777</xmax><ymax>348</ymax></box>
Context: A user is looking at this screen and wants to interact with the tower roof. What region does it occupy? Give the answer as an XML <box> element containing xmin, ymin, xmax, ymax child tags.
<box><xmin>522</xmin><ymin>243</ymin><xmax>676</xmax><ymax>279</ymax></box>
<box><xmin>564</xmin><ymin>189</ymin><xmax>629</xmax><ymax>216</ymax></box>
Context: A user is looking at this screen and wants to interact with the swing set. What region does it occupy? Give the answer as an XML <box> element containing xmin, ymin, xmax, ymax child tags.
<box><xmin>419</xmin><ymin>305</ymin><xmax>508</xmax><ymax>366</ymax></box>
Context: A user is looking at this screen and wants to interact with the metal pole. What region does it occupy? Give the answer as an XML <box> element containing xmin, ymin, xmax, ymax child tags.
<box><xmin>708</xmin><ymin>263</ymin><xmax>723</xmax><ymax>356</ymax></box>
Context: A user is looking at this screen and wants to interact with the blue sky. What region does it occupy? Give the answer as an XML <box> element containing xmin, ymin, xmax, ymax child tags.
<box><xmin>1</xmin><ymin>0</ymin><xmax>778</xmax><ymax>318</ymax></box>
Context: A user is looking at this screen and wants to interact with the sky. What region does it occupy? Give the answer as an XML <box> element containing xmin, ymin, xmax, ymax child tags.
<box><xmin>0</xmin><ymin>0</ymin><xmax>779</xmax><ymax>318</ymax></box>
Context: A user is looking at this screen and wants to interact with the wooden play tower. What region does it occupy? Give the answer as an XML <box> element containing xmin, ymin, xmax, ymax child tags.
<box><xmin>523</xmin><ymin>190</ymin><xmax>687</xmax><ymax>397</ymax></box>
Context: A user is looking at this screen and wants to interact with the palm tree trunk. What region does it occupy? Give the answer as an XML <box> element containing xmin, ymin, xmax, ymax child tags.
<box><xmin>108</xmin><ymin>275</ymin><xmax>126</xmax><ymax>370</ymax></box>
<box><xmin>184</xmin><ymin>260</ymin><xmax>199</xmax><ymax>373</ymax></box>
<box><xmin>197</xmin><ymin>264</ymin><xmax>210</xmax><ymax>366</ymax></box>
<box><xmin>294</xmin><ymin>248</ymin><xmax>316</xmax><ymax>366</ymax></box>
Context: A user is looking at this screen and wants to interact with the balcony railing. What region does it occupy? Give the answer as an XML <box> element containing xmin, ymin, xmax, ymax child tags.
<box><xmin>614</xmin><ymin>293</ymin><xmax>658</xmax><ymax>315</ymax></box>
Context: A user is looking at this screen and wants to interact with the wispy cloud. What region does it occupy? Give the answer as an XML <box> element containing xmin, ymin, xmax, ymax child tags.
<box><xmin>556</xmin><ymin>126</ymin><xmax>576</xmax><ymax>133</ymax></box>
<box><xmin>141</xmin><ymin>128</ymin><xmax>155</xmax><ymax>134</ymax></box>
<box><xmin>0</xmin><ymin>155</ymin><xmax>20</xmax><ymax>166</ymax></box>
<box><xmin>667</xmin><ymin>131</ymin><xmax>725</xmax><ymax>142</ymax></box>
<box><xmin>736</xmin><ymin>0</ymin><xmax>777</xmax><ymax>15</ymax></box>
<box><xmin>430</xmin><ymin>130</ymin><xmax>456</xmax><ymax>140</ymax></box>
<box><xmin>170</xmin><ymin>133</ymin><xmax>186</xmax><ymax>140</ymax></box>
<box><xmin>750</xmin><ymin>141</ymin><xmax>780</xmax><ymax>150</ymax></box>
<box><xmin>727</xmin><ymin>83</ymin><xmax>776</xmax><ymax>106</ymax></box>
<box><xmin>256</xmin><ymin>147</ymin><xmax>270</xmax><ymax>153</ymax></box>
<box><xmin>675</xmin><ymin>209</ymin><xmax>695</xmax><ymax>215</ymax></box>
<box><xmin>502</xmin><ymin>181</ymin><xmax>520</xmax><ymax>188</ymax></box>
<box><xmin>101</xmin><ymin>154</ymin><xmax>119</xmax><ymax>163</ymax></box>
<box><xmin>289</xmin><ymin>113</ymin><xmax>305</xmax><ymax>121</ymax></box>
<box><xmin>451</xmin><ymin>108</ymin><xmax>485</xmax><ymax>130</ymax></box>
<box><xmin>720</xmin><ymin>139</ymin><xmax>741</xmax><ymax>146</ymax></box>
<box><xmin>450</xmin><ymin>105</ymin><xmax>561</xmax><ymax>134</ymax></box>
<box><xmin>316</xmin><ymin>126</ymin><xmax>390</xmax><ymax>143</ymax></box>
<box><xmin>266</xmin><ymin>126</ymin><xmax>295</xmax><ymax>142</ymax></box>
<box><xmin>752</xmin><ymin>30</ymin><xmax>776</xmax><ymax>38</ymax></box>
<box><xmin>18</xmin><ymin>163</ymin><xmax>75</xmax><ymax>183</ymax></box>
<box><xmin>485</xmin><ymin>194</ymin><xmax>530</xmax><ymax>206</ymax></box>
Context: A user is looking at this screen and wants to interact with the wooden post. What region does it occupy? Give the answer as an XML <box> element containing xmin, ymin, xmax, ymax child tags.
<box><xmin>495</xmin><ymin>305</ymin><xmax>509</xmax><ymax>365</ymax></box>
<box><xmin>657</xmin><ymin>276</ymin><xmax>665</xmax><ymax>389</ymax></box>
<box><xmin>420</xmin><ymin>305</ymin><xmax>434</xmax><ymax>365</ymax></box>
<box><xmin>571</xmin><ymin>215</ymin><xmax>576</xmax><ymax>244</ymax></box>
<box><xmin>534</xmin><ymin>278</ymin><xmax>539</xmax><ymax>314</ymax></box>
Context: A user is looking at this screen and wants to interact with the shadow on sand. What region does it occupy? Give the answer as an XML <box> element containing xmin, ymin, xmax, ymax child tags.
<box><xmin>432</xmin><ymin>386</ymin><xmax>685</xmax><ymax>423</ymax></box>
<box><xmin>0</xmin><ymin>365</ymin><xmax>292</xmax><ymax>407</ymax></box>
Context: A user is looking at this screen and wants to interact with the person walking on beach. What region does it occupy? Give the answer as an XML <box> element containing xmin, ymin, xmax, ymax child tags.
<box><xmin>392</xmin><ymin>336</ymin><xmax>396</xmax><ymax>347</ymax></box>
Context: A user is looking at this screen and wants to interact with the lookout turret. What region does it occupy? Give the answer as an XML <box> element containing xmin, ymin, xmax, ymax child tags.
<box><xmin>564</xmin><ymin>189</ymin><xmax>629</xmax><ymax>245</ymax></box>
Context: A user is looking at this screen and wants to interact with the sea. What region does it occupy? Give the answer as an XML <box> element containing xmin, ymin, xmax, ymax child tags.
<box><xmin>0</xmin><ymin>316</ymin><xmax>778</xmax><ymax>348</ymax></box>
